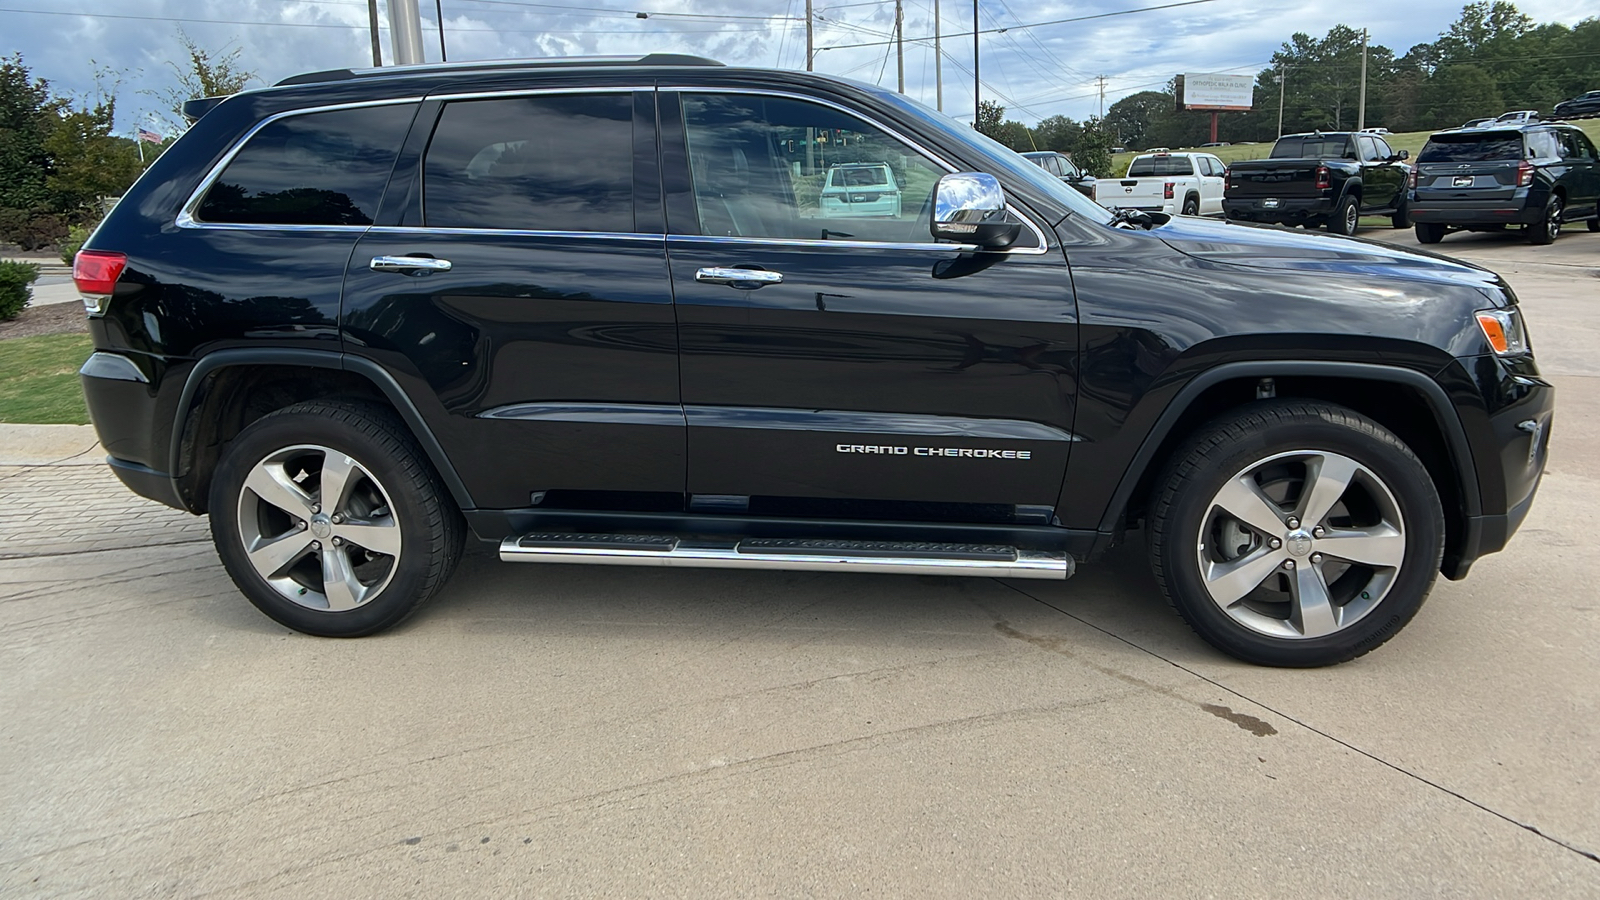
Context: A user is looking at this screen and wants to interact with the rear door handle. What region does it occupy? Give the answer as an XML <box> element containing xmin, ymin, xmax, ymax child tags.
<box><xmin>695</xmin><ymin>267</ymin><xmax>783</xmax><ymax>287</ymax></box>
<box><xmin>370</xmin><ymin>255</ymin><xmax>452</xmax><ymax>274</ymax></box>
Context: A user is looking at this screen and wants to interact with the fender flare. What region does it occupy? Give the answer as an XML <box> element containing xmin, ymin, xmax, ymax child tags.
<box><xmin>168</xmin><ymin>348</ymin><xmax>476</xmax><ymax>511</ymax></box>
<box><xmin>1096</xmin><ymin>359</ymin><xmax>1481</xmax><ymax>534</ymax></box>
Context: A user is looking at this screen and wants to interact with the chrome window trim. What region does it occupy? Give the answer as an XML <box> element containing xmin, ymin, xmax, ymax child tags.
<box><xmin>366</xmin><ymin>225</ymin><xmax>661</xmax><ymax>241</ymax></box>
<box><xmin>662</xmin><ymin>86</ymin><xmax>1051</xmax><ymax>256</ymax></box>
<box><xmin>175</xmin><ymin>96</ymin><xmax>425</xmax><ymax>231</ymax></box>
<box><xmin>669</xmin><ymin>234</ymin><xmax>979</xmax><ymax>253</ymax></box>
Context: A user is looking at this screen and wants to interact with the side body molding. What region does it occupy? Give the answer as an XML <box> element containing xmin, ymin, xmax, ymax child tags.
<box><xmin>1098</xmin><ymin>359</ymin><xmax>1482</xmax><ymax>535</ymax></box>
<box><xmin>169</xmin><ymin>348</ymin><xmax>476</xmax><ymax>511</ymax></box>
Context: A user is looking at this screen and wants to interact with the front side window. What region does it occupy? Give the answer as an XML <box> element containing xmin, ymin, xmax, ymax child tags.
<box><xmin>196</xmin><ymin>104</ymin><xmax>416</xmax><ymax>226</ymax></box>
<box><xmin>679</xmin><ymin>93</ymin><xmax>945</xmax><ymax>243</ymax></box>
<box><xmin>423</xmin><ymin>93</ymin><xmax>633</xmax><ymax>232</ymax></box>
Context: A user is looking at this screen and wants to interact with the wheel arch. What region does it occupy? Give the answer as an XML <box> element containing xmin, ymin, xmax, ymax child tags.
<box><xmin>168</xmin><ymin>349</ymin><xmax>474</xmax><ymax>514</ymax></box>
<box><xmin>1101</xmin><ymin>360</ymin><xmax>1480</xmax><ymax>573</ymax></box>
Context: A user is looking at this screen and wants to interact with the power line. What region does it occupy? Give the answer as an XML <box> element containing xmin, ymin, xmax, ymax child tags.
<box><xmin>0</xmin><ymin>5</ymin><xmax>770</xmax><ymax>33</ymax></box>
<box><xmin>819</xmin><ymin>0</ymin><xmax>1225</xmax><ymax>50</ymax></box>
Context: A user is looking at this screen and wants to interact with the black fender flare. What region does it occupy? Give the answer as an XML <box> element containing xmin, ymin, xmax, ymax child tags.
<box><xmin>1096</xmin><ymin>359</ymin><xmax>1481</xmax><ymax>535</ymax></box>
<box><xmin>168</xmin><ymin>348</ymin><xmax>475</xmax><ymax>511</ymax></box>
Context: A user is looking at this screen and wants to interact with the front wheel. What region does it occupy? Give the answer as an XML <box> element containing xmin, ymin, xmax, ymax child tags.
<box><xmin>1528</xmin><ymin>195</ymin><xmax>1562</xmax><ymax>245</ymax></box>
<box><xmin>1327</xmin><ymin>195</ymin><xmax>1360</xmax><ymax>236</ymax></box>
<box><xmin>1147</xmin><ymin>402</ymin><xmax>1444</xmax><ymax>667</ymax></box>
<box><xmin>209</xmin><ymin>400</ymin><xmax>465</xmax><ymax>636</ymax></box>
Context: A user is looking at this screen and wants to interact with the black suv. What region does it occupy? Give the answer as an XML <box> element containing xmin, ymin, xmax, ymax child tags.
<box><xmin>1021</xmin><ymin>151</ymin><xmax>1096</xmax><ymax>198</ymax></box>
<box><xmin>1410</xmin><ymin>122</ymin><xmax>1600</xmax><ymax>244</ymax></box>
<box><xmin>76</xmin><ymin>55</ymin><xmax>1552</xmax><ymax>666</ymax></box>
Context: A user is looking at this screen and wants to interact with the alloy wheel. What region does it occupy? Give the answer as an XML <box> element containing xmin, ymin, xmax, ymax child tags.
<box><xmin>235</xmin><ymin>444</ymin><xmax>403</xmax><ymax>611</ymax></box>
<box><xmin>1195</xmin><ymin>449</ymin><xmax>1406</xmax><ymax>639</ymax></box>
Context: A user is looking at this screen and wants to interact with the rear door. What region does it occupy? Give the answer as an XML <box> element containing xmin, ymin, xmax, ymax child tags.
<box><xmin>1555</xmin><ymin>130</ymin><xmax>1600</xmax><ymax>219</ymax></box>
<box><xmin>661</xmin><ymin>89</ymin><xmax>1079</xmax><ymax>518</ymax></box>
<box><xmin>341</xmin><ymin>87</ymin><xmax>685</xmax><ymax>511</ymax></box>
<box><xmin>1196</xmin><ymin>155</ymin><xmax>1226</xmax><ymax>214</ymax></box>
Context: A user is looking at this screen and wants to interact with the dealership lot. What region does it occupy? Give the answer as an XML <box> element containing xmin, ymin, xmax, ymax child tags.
<box><xmin>2</xmin><ymin>228</ymin><xmax>1597</xmax><ymax>896</ymax></box>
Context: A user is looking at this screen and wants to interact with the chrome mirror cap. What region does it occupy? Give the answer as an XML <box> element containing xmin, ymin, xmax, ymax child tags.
<box><xmin>931</xmin><ymin>172</ymin><xmax>1021</xmax><ymax>249</ymax></box>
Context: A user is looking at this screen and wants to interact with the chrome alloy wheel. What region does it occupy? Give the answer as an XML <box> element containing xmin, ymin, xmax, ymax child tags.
<box><xmin>1195</xmin><ymin>450</ymin><xmax>1406</xmax><ymax>639</ymax></box>
<box><xmin>235</xmin><ymin>444</ymin><xmax>402</xmax><ymax>612</ymax></box>
<box><xmin>1342</xmin><ymin>201</ymin><xmax>1358</xmax><ymax>234</ymax></box>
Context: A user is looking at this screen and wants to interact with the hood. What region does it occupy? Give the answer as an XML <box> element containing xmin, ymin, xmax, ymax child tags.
<box><xmin>1153</xmin><ymin>215</ymin><xmax>1507</xmax><ymax>293</ymax></box>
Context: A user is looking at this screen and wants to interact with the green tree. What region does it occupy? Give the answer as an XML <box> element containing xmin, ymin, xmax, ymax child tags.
<box><xmin>1103</xmin><ymin>90</ymin><xmax>1171</xmax><ymax>149</ymax></box>
<box><xmin>994</xmin><ymin>118</ymin><xmax>1035</xmax><ymax>151</ymax></box>
<box><xmin>44</xmin><ymin>96</ymin><xmax>142</xmax><ymax>217</ymax></box>
<box><xmin>0</xmin><ymin>53</ymin><xmax>58</xmax><ymax>212</ymax></box>
<box><xmin>147</xmin><ymin>30</ymin><xmax>256</xmax><ymax>133</ymax></box>
<box><xmin>1421</xmin><ymin>64</ymin><xmax>1505</xmax><ymax>125</ymax></box>
<box><xmin>1073</xmin><ymin>117</ymin><xmax>1116</xmax><ymax>178</ymax></box>
<box><xmin>974</xmin><ymin>100</ymin><xmax>1005</xmax><ymax>139</ymax></box>
<box><xmin>1032</xmin><ymin>115</ymin><xmax>1081</xmax><ymax>153</ymax></box>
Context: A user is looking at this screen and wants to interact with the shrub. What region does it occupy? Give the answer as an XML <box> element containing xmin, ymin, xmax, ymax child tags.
<box><xmin>0</xmin><ymin>260</ymin><xmax>41</xmax><ymax>320</ymax></box>
<box><xmin>0</xmin><ymin>208</ymin><xmax>68</xmax><ymax>252</ymax></box>
<box><xmin>59</xmin><ymin>222</ymin><xmax>93</xmax><ymax>265</ymax></box>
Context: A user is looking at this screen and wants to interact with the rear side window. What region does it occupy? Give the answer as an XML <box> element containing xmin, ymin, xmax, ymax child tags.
<box><xmin>1417</xmin><ymin>132</ymin><xmax>1524</xmax><ymax>163</ymax></box>
<box><xmin>1127</xmin><ymin>156</ymin><xmax>1194</xmax><ymax>176</ymax></box>
<box><xmin>423</xmin><ymin>93</ymin><xmax>633</xmax><ymax>233</ymax></box>
<box><xmin>196</xmin><ymin>104</ymin><xmax>416</xmax><ymax>226</ymax></box>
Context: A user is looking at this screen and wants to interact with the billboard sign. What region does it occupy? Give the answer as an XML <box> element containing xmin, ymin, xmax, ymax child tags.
<box><xmin>1176</xmin><ymin>73</ymin><xmax>1254</xmax><ymax>111</ymax></box>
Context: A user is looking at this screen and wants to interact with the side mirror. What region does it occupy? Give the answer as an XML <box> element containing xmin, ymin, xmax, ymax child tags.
<box><xmin>931</xmin><ymin>172</ymin><xmax>1021</xmax><ymax>249</ymax></box>
<box><xmin>1396</xmin><ymin>149</ymin><xmax>1410</xmax><ymax>161</ymax></box>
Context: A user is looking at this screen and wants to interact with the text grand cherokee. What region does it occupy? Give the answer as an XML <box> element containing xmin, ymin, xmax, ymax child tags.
<box><xmin>73</xmin><ymin>55</ymin><xmax>1553</xmax><ymax>667</ymax></box>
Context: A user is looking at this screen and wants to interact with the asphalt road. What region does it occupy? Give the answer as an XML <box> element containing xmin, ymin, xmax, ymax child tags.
<box><xmin>2</xmin><ymin>226</ymin><xmax>1597</xmax><ymax>897</ymax></box>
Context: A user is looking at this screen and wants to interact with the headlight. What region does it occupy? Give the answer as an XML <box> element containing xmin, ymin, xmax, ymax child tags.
<box><xmin>1475</xmin><ymin>307</ymin><xmax>1530</xmax><ymax>357</ymax></box>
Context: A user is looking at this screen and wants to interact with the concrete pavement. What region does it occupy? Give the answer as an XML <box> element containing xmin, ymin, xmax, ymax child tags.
<box><xmin>1</xmin><ymin>229</ymin><xmax>1597</xmax><ymax>897</ymax></box>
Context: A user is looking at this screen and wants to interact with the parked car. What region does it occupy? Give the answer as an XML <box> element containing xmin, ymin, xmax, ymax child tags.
<box><xmin>1223</xmin><ymin>131</ymin><xmax>1411</xmax><ymax>234</ymax></box>
<box><xmin>1095</xmin><ymin>151</ymin><xmax>1226</xmax><ymax>216</ymax></box>
<box><xmin>76</xmin><ymin>54</ymin><xmax>1552</xmax><ymax>667</ymax></box>
<box><xmin>1461</xmin><ymin>117</ymin><xmax>1495</xmax><ymax>128</ymax></box>
<box><xmin>1359</xmin><ymin>127</ymin><xmax>1391</xmax><ymax>134</ymax></box>
<box><xmin>819</xmin><ymin>162</ymin><xmax>902</xmax><ymax>218</ymax></box>
<box><xmin>1021</xmin><ymin>150</ymin><xmax>1095</xmax><ymax>198</ymax></box>
<box><xmin>1410</xmin><ymin>121</ymin><xmax>1600</xmax><ymax>244</ymax></box>
<box><xmin>1200</xmin><ymin>141</ymin><xmax>1230</xmax><ymax>147</ymax></box>
<box><xmin>1553</xmin><ymin>90</ymin><xmax>1600</xmax><ymax>118</ymax></box>
<box><xmin>1495</xmin><ymin>110</ymin><xmax>1540</xmax><ymax>125</ymax></box>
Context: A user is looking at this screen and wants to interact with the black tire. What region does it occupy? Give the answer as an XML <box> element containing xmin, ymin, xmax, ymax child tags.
<box><xmin>209</xmin><ymin>400</ymin><xmax>465</xmax><ymax>637</ymax></box>
<box><xmin>1147</xmin><ymin>401</ymin><xmax>1444</xmax><ymax>667</ymax></box>
<box><xmin>1415</xmin><ymin>222</ymin><xmax>1446</xmax><ymax>244</ymax></box>
<box><xmin>1587</xmin><ymin>217</ymin><xmax>1598</xmax><ymax>233</ymax></box>
<box><xmin>1327</xmin><ymin>195</ymin><xmax>1360</xmax><ymax>235</ymax></box>
<box><xmin>1182</xmin><ymin>195</ymin><xmax>1200</xmax><ymax>216</ymax></box>
<box><xmin>1390</xmin><ymin>198</ymin><xmax>1409</xmax><ymax>229</ymax></box>
<box><xmin>1528</xmin><ymin>195</ymin><xmax>1562</xmax><ymax>245</ymax></box>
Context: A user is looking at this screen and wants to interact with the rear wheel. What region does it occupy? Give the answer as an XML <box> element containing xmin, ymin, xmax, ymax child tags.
<box><xmin>1147</xmin><ymin>401</ymin><xmax>1443</xmax><ymax>667</ymax></box>
<box><xmin>209</xmin><ymin>400</ymin><xmax>465</xmax><ymax>637</ymax></box>
<box><xmin>1587</xmin><ymin>217</ymin><xmax>1598</xmax><ymax>233</ymax></box>
<box><xmin>1415</xmin><ymin>222</ymin><xmax>1446</xmax><ymax>244</ymax></box>
<box><xmin>1528</xmin><ymin>195</ymin><xmax>1562</xmax><ymax>245</ymax></box>
<box><xmin>1327</xmin><ymin>195</ymin><xmax>1360</xmax><ymax>236</ymax></box>
<box><xmin>1182</xmin><ymin>195</ymin><xmax>1200</xmax><ymax>216</ymax></box>
<box><xmin>1390</xmin><ymin>198</ymin><xmax>1409</xmax><ymax>229</ymax></box>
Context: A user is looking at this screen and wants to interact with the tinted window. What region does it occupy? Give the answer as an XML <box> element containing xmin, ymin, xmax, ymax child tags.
<box><xmin>424</xmin><ymin>94</ymin><xmax>633</xmax><ymax>232</ymax></box>
<box><xmin>680</xmin><ymin>93</ymin><xmax>947</xmax><ymax>243</ymax></box>
<box><xmin>1270</xmin><ymin>137</ymin><xmax>1352</xmax><ymax>159</ymax></box>
<box><xmin>197</xmin><ymin>104</ymin><xmax>415</xmax><ymax>226</ymax></box>
<box><xmin>1127</xmin><ymin>156</ymin><xmax>1194</xmax><ymax>176</ymax></box>
<box><xmin>1374</xmin><ymin>137</ymin><xmax>1395</xmax><ymax>159</ymax></box>
<box><xmin>1417</xmin><ymin>132</ymin><xmax>1525</xmax><ymax>163</ymax></box>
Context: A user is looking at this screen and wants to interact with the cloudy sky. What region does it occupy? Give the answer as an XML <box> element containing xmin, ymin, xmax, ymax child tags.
<box><xmin>5</xmin><ymin>0</ymin><xmax>1592</xmax><ymax>132</ymax></box>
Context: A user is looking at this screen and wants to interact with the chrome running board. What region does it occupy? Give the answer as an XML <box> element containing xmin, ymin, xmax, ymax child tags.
<box><xmin>499</xmin><ymin>534</ymin><xmax>1072</xmax><ymax>580</ymax></box>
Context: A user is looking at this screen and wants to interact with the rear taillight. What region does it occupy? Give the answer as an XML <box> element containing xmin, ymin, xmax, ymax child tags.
<box><xmin>1408</xmin><ymin>167</ymin><xmax>1418</xmax><ymax>190</ymax></box>
<box><xmin>1314</xmin><ymin>166</ymin><xmax>1330</xmax><ymax>190</ymax></box>
<box><xmin>73</xmin><ymin>250</ymin><xmax>126</xmax><ymax>316</ymax></box>
<box><xmin>1163</xmin><ymin>182</ymin><xmax>1175</xmax><ymax>199</ymax></box>
<box><xmin>1516</xmin><ymin>161</ymin><xmax>1534</xmax><ymax>187</ymax></box>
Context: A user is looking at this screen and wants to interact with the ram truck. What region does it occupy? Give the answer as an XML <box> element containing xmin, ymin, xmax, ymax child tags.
<box><xmin>1223</xmin><ymin>132</ymin><xmax>1412</xmax><ymax>234</ymax></box>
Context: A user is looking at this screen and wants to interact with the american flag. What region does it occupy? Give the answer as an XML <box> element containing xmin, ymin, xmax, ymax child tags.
<box><xmin>136</xmin><ymin>127</ymin><xmax>162</xmax><ymax>144</ymax></box>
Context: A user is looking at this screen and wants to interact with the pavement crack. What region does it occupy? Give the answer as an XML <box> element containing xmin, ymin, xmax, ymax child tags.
<box><xmin>998</xmin><ymin>579</ymin><xmax>1600</xmax><ymax>866</ymax></box>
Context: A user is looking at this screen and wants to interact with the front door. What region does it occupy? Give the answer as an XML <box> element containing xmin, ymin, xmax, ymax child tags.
<box><xmin>660</xmin><ymin>91</ymin><xmax>1079</xmax><ymax>521</ymax></box>
<box><xmin>341</xmin><ymin>89</ymin><xmax>684</xmax><ymax>511</ymax></box>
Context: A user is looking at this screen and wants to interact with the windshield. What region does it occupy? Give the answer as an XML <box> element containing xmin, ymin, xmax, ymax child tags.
<box><xmin>1127</xmin><ymin>155</ymin><xmax>1194</xmax><ymax>176</ymax></box>
<box><xmin>1270</xmin><ymin>137</ymin><xmax>1352</xmax><ymax>159</ymax></box>
<box><xmin>1418</xmin><ymin>132</ymin><xmax>1525</xmax><ymax>163</ymax></box>
<box><xmin>870</xmin><ymin>86</ymin><xmax>1115</xmax><ymax>225</ymax></box>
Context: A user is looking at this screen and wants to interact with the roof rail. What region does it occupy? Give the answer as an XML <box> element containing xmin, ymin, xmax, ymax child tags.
<box><xmin>275</xmin><ymin>53</ymin><xmax>724</xmax><ymax>87</ymax></box>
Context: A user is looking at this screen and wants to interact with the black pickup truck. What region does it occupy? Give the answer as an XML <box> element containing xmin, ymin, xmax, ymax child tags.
<box><xmin>1224</xmin><ymin>132</ymin><xmax>1412</xmax><ymax>235</ymax></box>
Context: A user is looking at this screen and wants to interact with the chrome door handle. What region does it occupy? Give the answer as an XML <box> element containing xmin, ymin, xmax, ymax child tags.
<box><xmin>695</xmin><ymin>267</ymin><xmax>783</xmax><ymax>287</ymax></box>
<box><xmin>370</xmin><ymin>255</ymin><xmax>452</xmax><ymax>274</ymax></box>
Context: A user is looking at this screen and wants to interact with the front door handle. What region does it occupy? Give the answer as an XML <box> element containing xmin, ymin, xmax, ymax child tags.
<box><xmin>370</xmin><ymin>255</ymin><xmax>452</xmax><ymax>274</ymax></box>
<box><xmin>695</xmin><ymin>267</ymin><xmax>783</xmax><ymax>288</ymax></box>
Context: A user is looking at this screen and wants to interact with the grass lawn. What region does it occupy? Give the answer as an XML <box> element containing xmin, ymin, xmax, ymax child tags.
<box><xmin>1108</xmin><ymin>119</ymin><xmax>1600</xmax><ymax>177</ymax></box>
<box><xmin>0</xmin><ymin>333</ymin><xmax>93</xmax><ymax>425</ymax></box>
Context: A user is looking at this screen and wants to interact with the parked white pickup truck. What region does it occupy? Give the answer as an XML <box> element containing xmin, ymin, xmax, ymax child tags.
<box><xmin>1094</xmin><ymin>151</ymin><xmax>1227</xmax><ymax>216</ymax></box>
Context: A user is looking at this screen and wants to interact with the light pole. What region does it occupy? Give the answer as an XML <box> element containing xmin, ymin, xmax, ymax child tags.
<box><xmin>387</xmin><ymin>0</ymin><xmax>425</xmax><ymax>65</ymax></box>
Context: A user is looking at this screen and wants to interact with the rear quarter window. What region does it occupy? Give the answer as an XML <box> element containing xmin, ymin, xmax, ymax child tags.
<box><xmin>195</xmin><ymin>104</ymin><xmax>416</xmax><ymax>226</ymax></box>
<box><xmin>1417</xmin><ymin>133</ymin><xmax>1525</xmax><ymax>163</ymax></box>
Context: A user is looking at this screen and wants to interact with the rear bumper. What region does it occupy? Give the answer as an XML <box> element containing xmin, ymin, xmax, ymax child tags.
<box><xmin>1410</xmin><ymin>197</ymin><xmax>1540</xmax><ymax>226</ymax></box>
<box><xmin>1223</xmin><ymin>197</ymin><xmax>1334</xmax><ymax>222</ymax></box>
<box><xmin>107</xmin><ymin>456</ymin><xmax>186</xmax><ymax>509</ymax></box>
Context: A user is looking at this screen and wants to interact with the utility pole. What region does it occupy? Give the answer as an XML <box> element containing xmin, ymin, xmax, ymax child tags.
<box><xmin>1096</xmin><ymin>75</ymin><xmax>1107</xmax><ymax>119</ymax></box>
<box><xmin>434</xmin><ymin>0</ymin><xmax>447</xmax><ymax>61</ymax></box>
<box><xmin>972</xmin><ymin>0</ymin><xmax>979</xmax><ymax>125</ymax></box>
<box><xmin>933</xmin><ymin>0</ymin><xmax>943</xmax><ymax>110</ymax></box>
<box><xmin>366</xmin><ymin>0</ymin><xmax>383</xmax><ymax>66</ymax></box>
<box><xmin>1357</xmin><ymin>27</ymin><xmax>1369</xmax><ymax>131</ymax></box>
<box><xmin>1277</xmin><ymin>66</ymin><xmax>1287</xmax><ymax>136</ymax></box>
<box><xmin>805</xmin><ymin>0</ymin><xmax>813</xmax><ymax>71</ymax></box>
<box><xmin>895</xmin><ymin>0</ymin><xmax>905</xmax><ymax>93</ymax></box>
<box><xmin>387</xmin><ymin>0</ymin><xmax>425</xmax><ymax>65</ymax></box>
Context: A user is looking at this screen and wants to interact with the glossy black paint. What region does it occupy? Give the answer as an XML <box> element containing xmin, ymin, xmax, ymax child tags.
<box><xmin>1411</xmin><ymin>124</ymin><xmax>1600</xmax><ymax>229</ymax></box>
<box><xmin>79</xmin><ymin>60</ymin><xmax>1551</xmax><ymax>578</ymax></box>
<box><xmin>1225</xmin><ymin>132</ymin><xmax>1410</xmax><ymax>224</ymax></box>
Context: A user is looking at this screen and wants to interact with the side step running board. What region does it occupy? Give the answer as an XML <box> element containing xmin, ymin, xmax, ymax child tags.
<box><xmin>499</xmin><ymin>533</ymin><xmax>1073</xmax><ymax>580</ymax></box>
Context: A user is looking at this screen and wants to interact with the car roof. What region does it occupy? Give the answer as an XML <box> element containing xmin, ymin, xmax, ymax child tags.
<box><xmin>274</xmin><ymin>53</ymin><xmax>724</xmax><ymax>86</ymax></box>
